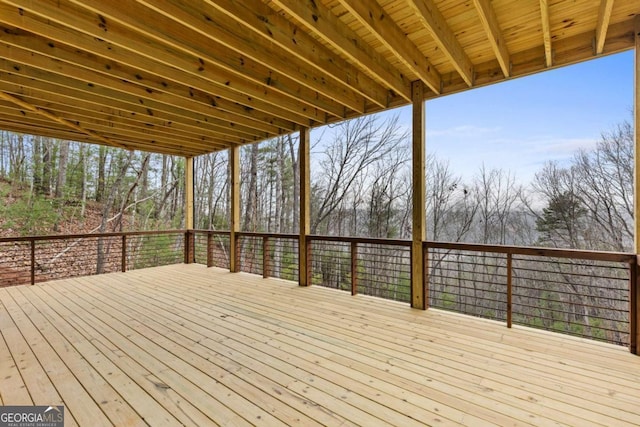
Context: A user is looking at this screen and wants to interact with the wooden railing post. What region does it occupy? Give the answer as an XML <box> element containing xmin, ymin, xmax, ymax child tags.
<box><xmin>507</xmin><ymin>252</ymin><xmax>513</xmax><ymax>328</ymax></box>
<box><xmin>263</xmin><ymin>236</ymin><xmax>270</xmax><ymax>279</ymax></box>
<box><xmin>631</xmin><ymin>256</ymin><xmax>639</xmax><ymax>355</ymax></box>
<box><xmin>184</xmin><ymin>230</ymin><xmax>193</xmax><ymax>264</ymax></box>
<box><xmin>207</xmin><ymin>231</ymin><xmax>213</xmax><ymax>267</ymax></box>
<box><xmin>30</xmin><ymin>239</ymin><xmax>35</xmax><ymax>285</ymax></box>
<box><xmin>351</xmin><ymin>241</ymin><xmax>358</xmax><ymax>296</ymax></box>
<box><xmin>121</xmin><ymin>235</ymin><xmax>127</xmax><ymax>272</ymax></box>
<box><xmin>423</xmin><ymin>242</ymin><xmax>429</xmax><ymax>309</ymax></box>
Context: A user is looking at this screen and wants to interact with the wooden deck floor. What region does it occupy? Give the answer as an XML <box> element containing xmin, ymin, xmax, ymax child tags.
<box><xmin>0</xmin><ymin>264</ymin><xmax>639</xmax><ymax>426</ymax></box>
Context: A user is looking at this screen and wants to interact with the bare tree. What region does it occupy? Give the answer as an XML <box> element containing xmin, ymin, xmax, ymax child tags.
<box><xmin>311</xmin><ymin>115</ymin><xmax>408</xmax><ymax>234</ymax></box>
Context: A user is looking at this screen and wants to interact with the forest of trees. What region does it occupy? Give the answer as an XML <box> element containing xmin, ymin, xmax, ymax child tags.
<box><xmin>1</xmin><ymin>114</ymin><xmax>633</xmax><ymax>253</ymax></box>
<box><xmin>0</xmin><ymin>114</ymin><xmax>634</xmax><ymax>344</ymax></box>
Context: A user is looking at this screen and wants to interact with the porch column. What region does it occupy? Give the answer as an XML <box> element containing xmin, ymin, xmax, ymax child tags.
<box><xmin>229</xmin><ymin>146</ymin><xmax>240</xmax><ymax>273</ymax></box>
<box><xmin>632</xmin><ymin>16</ymin><xmax>640</xmax><ymax>354</ymax></box>
<box><xmin>185</xmin><ymin>156</ymin><xmax>194</xmax><ymax>229</ymax></box>
<box><xmin>411</xmin><ymin>81</ymin><xmax>426</xmax><ymax>309</ymax></box>
<box><xmin>184</xmin><ymin>156</ymin><xmax>194</xmax><ymax>264</ymax></box>
<box><xmin>299</xmin><ymin>127</ymin><xmax>311</xmax><ymax>286</ymax></box>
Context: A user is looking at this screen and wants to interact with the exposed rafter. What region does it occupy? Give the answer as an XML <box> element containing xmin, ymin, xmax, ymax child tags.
<box><xmin>0</xmin><ymin>90</ymin><xmax>129</xmax><ymax>149</ymax></box>
<box><xmin>192</xmin><ymin>0</ymin><xmax>396</xmax><ymax>108</ymax></box>
<box><xmin>595</xmin><ymin>0</ymin><xmax>615</xmax><ymax>55</ymax></box>
<box><xmin>270</xmin><ymin>0</ymin><xmax>415</xmax><ymax>99</ymax></box>
<box><xmin>539</xmin><ymin>0</ymin><xmax>553</xmax><ymax>67</ymax></box>
<box><xmin>0</xmin><ymin>26</ymin><xmax>286</xmax><ymax>137</ymax></box>
<box><xmin>0</xmin><ymin>0</ymin><xmax>636</xmax><ymax>156</ymax></box>
<box><xmin>336</xmin><ymin>0</ymin><xmax>441</xmax><ymax>94</ymax></box>
<box><xmin>472</xmin><ymin>0</ymin><xmax>511</xmax><ymax>78</ymax></box>
<box><xmin>0</xmin><ymin>1</ymin><xmax>317</xmax><ymax>126</ymax></box>
<box><xmin>407</xmin><ymin>0</ymin><xmax>474</xmax><ymax>86</ymax></box>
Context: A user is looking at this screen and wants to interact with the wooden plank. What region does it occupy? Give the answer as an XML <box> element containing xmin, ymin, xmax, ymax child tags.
<box><xmin>0</xmin><ymin>2</ymin><xmax>317</xmax><ymax>127</ymax></box>
<box><xmin>9</xmin><ymin>286</ymin><xmax>148</xmax><ymax>426</ymax></box>
<box><xmin>272</xmin><ymin>0</ymin><xmax>415</xmax><ymax>99</ymax></box>
<box><xmin>407</xmin><ymin>0</ymin><xmax>474</xmax><ymax>86</ymax></box>
<box><xmin>337</xmin><ymin>0</ymin><xmax>442</xmax><ymax>95</ymax></box>
<box><xmin>0</xmin><ymin>290</ymin><xmax>78</xmax><ymax>426</ymax></box>
<box><xmin>43</xmin><ymin>279</ymin><xmax>289</xmax><ymax>426</ymax></box>
<box><xmin>25</xmin><ymin>284</ymin><xmax>212</xmax><ymax>426</ymax></box>
<box><xmin>39</xmin><ymin>281</ymin><xmax>256</xmax><ymax>426</ymax></box>
<box><xmin>71</xmin><ymin>273</ymin><xmax>483</xmax><ymax>426</ymax></box>
<box><xmin>539</xmin><ymin>0</ymin><xmax>553</xmax><ymax>67</ymax></box>
<box><xmin>596</xmin><ymin>0</ymin><xmax>615</xmax><ymax>54</ymax></box>
<box><xmin>75</xmin><ymin>0</ymin><xmax>365</xmax><ymax>115</ymax></box>
<box><xmin>472</xmin><ymin>0</ymin><xmax>510</xmax><ymax>77</ymax></box>
<box><xmin>165</xmin><ymin>0</ymin><xmax>389</xmax><ymax>110</ymax></box>
<box><xmin>0</xmin><ymin>296</ymin><xmax>32</xmax><ymax>405</ymax></box>
<box><xmin>411</xmin><ymin>81</ymin><xmax>425</xmax><ymax>309</ymax></box>
<box><xmin>5</xmin><ymin>266</ymin><xmax>640</xmax><ymax>425</ymax></box>
<box><xmin>0</xmin><ymin>91</ymin><xmax>129</xmax><ymax>149</ymax></box>
<box><xmin>299</xmin><ymin>128</ymin><xmax>311</xmax><ymax>286</ymax></box>
<box><xmin>0</xmin><ymin>36</ymin><xmax>282</xmax><ymax>138</ymax></box>
<box><xmin>114</xmin><ymin>268</ymin><xmax>627</xmax><ymax>426</ymax></box>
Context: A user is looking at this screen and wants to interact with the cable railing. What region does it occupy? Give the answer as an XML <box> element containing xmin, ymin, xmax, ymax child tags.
<box><xmin>426</xmin><ymin>241</ymin><xmax>635</xmax><ymax>346</ymax></box>
<box><xmin>308</xmin><ymin>235</ymin><xmax>411</xmax><ymax>302</ymax></box>
<box><xmin>0</xmin><ymin>230</ymin><xmax>188</xmax><ymax>286</ymax></box>
<box><xmin>1</xmin><ymin>229</ymin><xmax>637</xmax><ymax>351</ymax></box>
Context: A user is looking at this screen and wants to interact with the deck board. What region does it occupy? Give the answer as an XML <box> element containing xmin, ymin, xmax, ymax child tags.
<box><xmin>1</xmin><ymin>264</ymin><xmax>639</xmax><ymax>426</ymax></box>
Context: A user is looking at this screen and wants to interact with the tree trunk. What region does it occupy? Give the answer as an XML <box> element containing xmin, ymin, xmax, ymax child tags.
<box><xmin>96</xmin><ymin>151</ymin><xmax>134</xmax><ymax>273</ymax></box>
<box><xmin>55</xmin><ymin>140</ymin><xmax>69</xmax><ymax>199</ymax></box>
<box><xmin>96</xmin><ymin>145</ymin><xmax>107</xmax><ymax>202</ymax></box>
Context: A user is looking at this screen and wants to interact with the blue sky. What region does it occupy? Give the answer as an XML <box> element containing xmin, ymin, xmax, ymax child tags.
<box><xmin>394</xmin><ymin>50</ymin><xmax>634</xmax><ymax>184</ymax></box>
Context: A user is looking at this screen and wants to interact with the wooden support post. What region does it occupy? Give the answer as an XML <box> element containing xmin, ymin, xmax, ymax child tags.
<box><xmin>633</xmin><ymin>17</ymin><xmax>640</xmax><ymax>354</ymax></box>
<box><xmin>185</xmin><ymin>156</ymin><xmax>194</xmax><ymax>230</ymax></box>
<box><xmin>411</xmin><ymin>81</ymin><xmax>426</xmax><ymax>309</ymax></box>
<box><xmin>229</xmin><ymin>146</ymin><xmax>240</xmax><ymax>273</ymax></box>
<box><xmin>351</xmin><ymin>241</ymin><xmax>358</xmax><ymax>296</ymax></box>
<box><xmin>299</xmin><ymin>127</ymin><xmax>311</xmax><ymax>286</ymax></box>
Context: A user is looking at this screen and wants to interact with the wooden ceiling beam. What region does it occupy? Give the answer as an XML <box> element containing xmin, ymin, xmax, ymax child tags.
<box><xmin>0</xmin><ymin>28</ymin><xmax>288</xmax><ymax>137</ymax></box>
<box><xmin>271</xmin><ymin>0</ymin><xmax>419</xmax><ymax>99</ymax></box>
<box><xmin>148</xmin><ymin>0</ymin><xmax>392</xmax><ymax>109</ymax></box>
<box><xmin>0</xmin><ymin>103</ymin><xmax>225</xmax><ymax>152</ymax></box>
<box><xmin>539</xmin><ymin>0</ymin><xmax>553</xmax><ymax>67</ymax></box>
<box><xmin>595</xmin><ymin>0</ymin><xmax>615</xmax><ymax>55</ymax></box>
<box><xmin>0</xmin><ymin>97</ymin><xmax>230</xmax><ymax>147</ymax></box>
<box><xmin>0</xmin><ymin>44</ymin><xmax>269</xmax><ymax>141</ymax></box>
<box><xmin>0</xmin><ymin>71</ymin><xmax>251</xmax><ymax>147</ymax></box>
<box><xmin>472</xmin><ymin>0</ymin><xmax>511</xmax><ymax>78</ymax></box>
<box><xmin>336</xmin><ymin>0</ymin><xmax>442</xmax><ymax>95</ymax></box>
<box><xmin>0</xmin><ymin>118</ymin><xmax>201</xmax><ymax>155</ymax></box>
<box><xmin>0</xmin><ymin>1</ymin><xmax>317</xmax><ymax>126</ymax></box>
<box><xmin>407</xmin><ymin>0</ymin><xmax>474</xmax><ymax>87</ymax></box>
<box><xmin>72</xmin><ymin>0</ymin><xmax>363</xmax><ymax>116</ymax></box>
<box><xmin>0</xmin><ymin>90</ymin><xmax>132</xmax><ymax>150</ymax></box>
<box><xmin>213</xmin><ymin>0</ymin><xmax>411</xmax><ymax>102</ymax></box>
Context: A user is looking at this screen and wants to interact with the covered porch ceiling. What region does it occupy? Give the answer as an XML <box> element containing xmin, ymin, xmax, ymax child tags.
<box><xmin>0</xmin><ymin>0</ymin><xmax>637</xmax><ymax>156</ymax></box>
